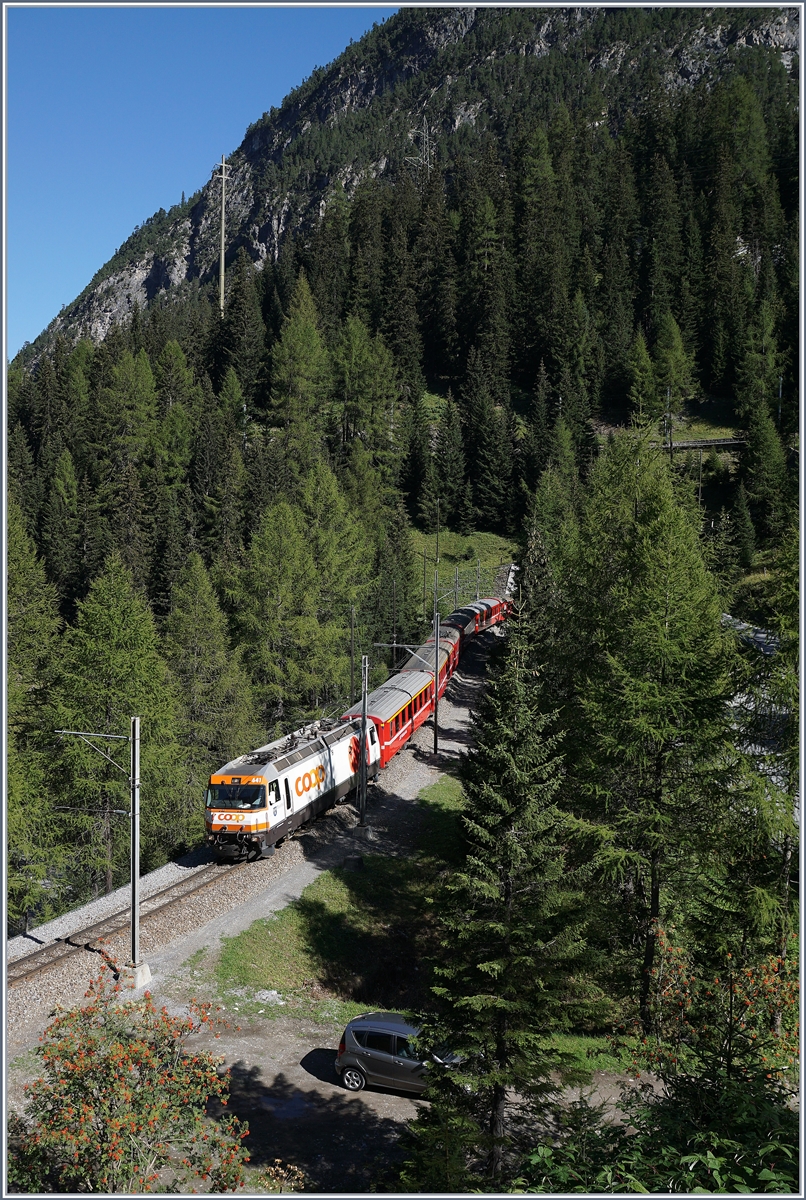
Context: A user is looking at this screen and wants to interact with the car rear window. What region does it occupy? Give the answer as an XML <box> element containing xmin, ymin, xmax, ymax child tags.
<box><xmin>364</xmin><ymin>1031</ymin><xmax>394</xmax><ymax>1054</ymax></box>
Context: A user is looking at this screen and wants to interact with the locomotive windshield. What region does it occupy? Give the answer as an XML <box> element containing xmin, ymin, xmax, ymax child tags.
<box><xmin>206</xmin><ymin>784</ymin><xmax>266</xmax><ymax>810</ymax></box>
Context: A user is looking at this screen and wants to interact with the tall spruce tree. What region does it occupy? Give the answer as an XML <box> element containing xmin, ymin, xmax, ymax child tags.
<box><xmin>404</xmin><ymin>619</ymin><xmax>595</xmax><ymax>1187</ymax></box>
<box><xmin>269</xmin><ymin>271</ymin><xmax>331</xmax><ymax>479</ymax></box>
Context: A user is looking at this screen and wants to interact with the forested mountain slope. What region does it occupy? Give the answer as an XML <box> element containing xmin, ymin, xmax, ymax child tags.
<box><xmin>16</xmin><ymin>5</ymin><xmax>799</xmax><ymax>358</ymax></box>
<box><xmin>7</xmin><ymin>4</ymin><xmax>799</xmax><ymax>969</ymax></box>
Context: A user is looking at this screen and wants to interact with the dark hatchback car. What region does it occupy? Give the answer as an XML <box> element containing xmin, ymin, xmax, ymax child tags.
<box><xmin>335</xmin><ymin>1012</ymin><xmax>435</xmax><ymax>1093</ymax></box>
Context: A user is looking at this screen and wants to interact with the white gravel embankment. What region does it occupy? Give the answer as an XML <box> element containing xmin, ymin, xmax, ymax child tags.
<box><xmin>6</xmin><ymin>631</ymin><xmax>495</xmax><ymax>1060</ymax></box>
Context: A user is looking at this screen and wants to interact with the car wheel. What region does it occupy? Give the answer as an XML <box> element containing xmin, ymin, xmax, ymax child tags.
<box><xmin>342</xmin><ymin>1066</ymin><xmax>366</xmax><ymax>1092</ymax></box>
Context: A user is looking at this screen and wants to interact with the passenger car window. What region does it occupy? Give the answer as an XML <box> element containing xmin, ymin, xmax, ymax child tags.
<box><xmin>395</xmin><ymin>1036</ymin><xmax>419</xmax><ymax>1059</ymax></box>
<box><xmin>365</xmin><ymin>1031</ymin><xmax>394</xmax><ymax>1054</ymax></box>
<box><xmin>351</xmin><ymin>1030</ymin><xmax>366</xmax><ymax>1047</ymax></box>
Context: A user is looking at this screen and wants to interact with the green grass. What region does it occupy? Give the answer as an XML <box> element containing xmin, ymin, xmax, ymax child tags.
<box><xmin>411</xmin><ymin>527</ymin><xmax>518</xmax><ymax>573</ymax></box>
<box><xmin>417</xmin><ymin>776</ymin><xmax>465</xmax><ymax>866</ymax></box>
<box><xmin>549</xmin><ymin>1034</ymin><xmax>627</xmax><ymax>1078</ymax></box>
<box><xmin>216</xmin><ymin>857</ymin><xmax>435</xmax><ymax>1021</ymax></box>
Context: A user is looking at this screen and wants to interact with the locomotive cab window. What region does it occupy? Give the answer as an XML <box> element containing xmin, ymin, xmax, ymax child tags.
<box><xmin>268</xmin><ymin>781</ymin><xmax>280</xmax><ymax>805</ymax></box>
<box><xmin>369</xmin><ymin>726</ymin><xmax>377</xmax><ymax>745</ymax></box>
<box><xmin>206</xmin><ymin>783</ymin><xmax>265</xmax><ymax>810</ymax></box>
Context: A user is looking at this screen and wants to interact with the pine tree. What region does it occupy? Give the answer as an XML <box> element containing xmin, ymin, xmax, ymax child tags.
<box><xmin>7</xmin><ymin>497</ymin><xmax>62</xmax><ymax>924</ymax></box>
<box><xmin>219</xmin><ymin>246</ymin><xmax>267</xmax><ymax>407</ymax></box>
<box><xmin>50</xmin><ymin>554</ymin><xmax>184</xmax><ymax>899</ymax></box>
<box><xmin>742</xmin><ymin>398</ymin><xmax>789</xmax><ymax>543</ymax></box>
<box><xmin>652</xmin><ymin>310</ymin><xmax>695</xmax><ymax>417</ymax></box>
<box><xmin>433</xmin><ymin>397</ymin><xmax>466</xmax><ymax>526</ymax></box>
<box><xmin>162</xmin><ymin>553</ymin><xmax>258</xmax><ymax>821</ymax></box>
<box><xmin>41</xmin><ymin>448</ymin><xmax>81</xmax><ymax>612</ymax></box>
<box><xmin>559</xmin><ymin>432</ymin><xmax>737</xmax><ymax>1030</ymax></box>
<box><xmin>269</xmin><ymin>271</ymin><xmax>331</xmax><ymax>477</ymax></box>
<box><xmin>628</xmin><ymin>327</ymin><xmax>658</xmax><ymax>421</ymax></box>
<box><xmin>732</xmin><ymin>481</ymin><xmax>756</xmax><ymax>570</ymax></box>
<box><xmin>409</xmin><ymin>619</ymin><xmax>594</xmax><ymax>1186</ymax></box>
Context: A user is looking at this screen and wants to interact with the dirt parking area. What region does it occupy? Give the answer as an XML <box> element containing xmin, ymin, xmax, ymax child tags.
<box><xmin>196</xmin><ymin>1015</ymin><xmax>423</xmax><ymax>1192</ymax></box>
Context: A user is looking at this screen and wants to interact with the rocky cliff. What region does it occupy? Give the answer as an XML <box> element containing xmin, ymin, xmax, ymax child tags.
<box><xmin>24</xmin><ymin>5</ymin><xmax>799</xmax><ymax>359</ymax></box>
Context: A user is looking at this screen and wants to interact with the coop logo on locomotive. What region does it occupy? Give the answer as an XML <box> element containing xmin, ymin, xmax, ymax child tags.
<box><xmin>295</xmin><ymin>764</ymin><xmax>326</xmax><ymax>795</ymax></box>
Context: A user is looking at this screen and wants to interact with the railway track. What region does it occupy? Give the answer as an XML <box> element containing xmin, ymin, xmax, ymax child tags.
<box><xmin>8</xmin><ymin>859</ymin><xmax>249</xmax><ymax>988</ymax></box>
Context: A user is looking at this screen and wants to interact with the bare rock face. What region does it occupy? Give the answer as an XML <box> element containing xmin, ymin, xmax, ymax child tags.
<box><xmin>27</xmin><ymin>6</ymin><xmax>800</xmax><ymax>359</ymax></box>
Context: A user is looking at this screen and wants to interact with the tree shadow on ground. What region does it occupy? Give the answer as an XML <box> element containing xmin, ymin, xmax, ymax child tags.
<box><xmin>291</xmin><ymin>864</ymin><xmax>433</xmax><ymax>1009</ymax></box>
<box><xmin>207</xmin><ymin>1060</ymin><xmax>417</xmax><ymax>1193</ymax></box>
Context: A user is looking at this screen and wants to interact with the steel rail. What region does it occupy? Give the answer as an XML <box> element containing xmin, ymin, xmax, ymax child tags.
<box><xmin>8</xmin><ymin>860</ymin><xmax>249</xmax><ymax>988</ymax></box>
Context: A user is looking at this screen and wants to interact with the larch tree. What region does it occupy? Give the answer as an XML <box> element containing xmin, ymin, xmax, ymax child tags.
<box><xmin>162</xmin><ymin>552</ymin><xmax>258</xmax><ymax>817</ymax></box>
<box><xmin>557</xmin><ymin>432</ymin><xmax>738</xmax><ymax>1030</ymax></box>
<box><xmin>7</xmin><ymin>496</ymin><xmax>63</xmax><ymax>925</ymax></box>
<box><xmin>49</xmin><ymin>554</ymin><xmax>185</xmax><ymax>900</ymax></box>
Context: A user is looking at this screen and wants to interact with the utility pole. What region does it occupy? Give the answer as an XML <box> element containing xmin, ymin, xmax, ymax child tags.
<box><xmin>215</xmin><ymin>155</ymin><xmax>230</xmax><ymax>317</ymax></box>
<box><xmin>359</xmin><ymin>655</ymin><xmax>369</xmax><ymax>826</ymax></box>
<box><xmin>423</xmin><ymin>550</ymin><xmax>427</xmax><ymax>619</ymax></box>
<box><xmin>454</xmin><ymin>564</ymin><xmax>459</xmax><ymax>611</ymax></box>
<box><xmin>392</xmin><ymin>578</ymin><xmax>397</xmax><ymax>667</ymax></box>
<box><xmin>129</xmin><ymin>717</ymin><xmax>141</xmax><ymax>974</ymax></box>
<box><xmin>54</xmin><ymin>721</ymin><xmax>150</xmax><ymax>988</ymax></box>
<box><xmin>698</xmin><ymin>448</ymin><xmax>703</xmax><ymax>505</ymax></box>
<box><xmin>350</xmin><ymin>604</ymin><xmax>355</xmax><ymax>705</ymax></box>
<box><xmin>778</xmin><ymin>376</ymin><xmax>783</xmax><ymax>429</ymax></box>
<box><xmin>433</xmin><ymin>570</ymin><xmax>440</xmax><ymax>757</ymax></box>
<box><xmin>436</xmin><ymin>497</ymin><xmax>440</xmax><ymax>569</ymax></box>
<box><xmin>667</xmin><ymin>386</ymin><xmax>673</xmax><ymax>462</ymax></box>
<box><xmin>476</xmin><ymin>558</ymin><xmax>480</xmax><ymax>602</ymax></box>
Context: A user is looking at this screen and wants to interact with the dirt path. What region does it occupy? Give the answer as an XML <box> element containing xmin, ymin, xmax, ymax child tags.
<box><xmin>7</xmin><ymin>633</ymin><xmax>497</xmax><ymax>1193</ymax></box>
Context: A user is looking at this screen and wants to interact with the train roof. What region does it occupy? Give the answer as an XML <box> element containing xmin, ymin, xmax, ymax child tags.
<box><xmin>217</xmin><ymin>717</ymin><xmax>359</xmax><ymax>778</ymax></box>
<box><xmin>342</xmin><ymin>670</ymin><xmax>435</xmax><ymax>723</ymax></box>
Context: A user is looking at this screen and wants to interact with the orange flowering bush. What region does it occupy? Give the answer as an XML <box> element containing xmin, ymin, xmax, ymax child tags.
<box><xmin>8</xmin><ymin>967</ymin><xmax>249</xmax><ymax>1193</ymax></box>
<box><xmin>620</xmin><ymin>925</ymin><xmax>799</xmax><ymax>1083</ymax></box>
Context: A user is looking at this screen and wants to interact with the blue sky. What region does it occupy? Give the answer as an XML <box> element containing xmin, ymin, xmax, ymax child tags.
<box><xmin>5</xmin><ymin>4</ymin><xmax>398</xmax><ymax>360</ymax></box>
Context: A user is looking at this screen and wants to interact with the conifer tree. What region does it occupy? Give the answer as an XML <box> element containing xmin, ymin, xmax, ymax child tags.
<box><xmin>269</xmin><ymin>271</ymin><xmax>331</xmax><ymax>477</ymax></box>
<box><xmin>50</xmin><ymin>554</ymin><xmax>184</xmax><ymax>899</ymax></box>
<box><xmin>234</xmin><ymin>500</ymin><xmax>320</xmax><ymax>727</ymax></box>
<box><xmin>330</xmin><ymin>315</ymin><xmax>397</xmax><ymax>477</ymax></box>
<box><xmin>628</xmin><ymin>327</ymin><xmax>658</xmax><ymax>421</ymax></box>
<box><xmin>162</xmin><ymin>553</ymin><xmax>258</xmax><ymax>814</ymax></box>
<box><xmin>219</xmin><ymin>246</ymin><xmax>267</xmax><ymax>406</ymax></box>
<box><xmin>41</xmin><ymin>448</ymin><xmax>81</xmax><ymax>612</ymax></box>
<box><xmin>307</xmin><ymin>184</ymin><xmax>351</xmax><ymax>335</ymax></box>
<box><xmin>7</xmin><ymin>497</ymin><xmax>62</xmax><ymax>924</ymax></box>
<box><xmin>434</xmin><ymin>397</ymin><xmax>466</xmax><ymax>526</ymax></box>
<box><xmin>559</xmin><ymin>433</ymin><xmax>736</xmax><ymax>1031</ymax></box>
<box><xmin>645</xmin><ymin>155</ymin><xmax>683</xmax><ymax>337</ymax></box>
<box><xmin>732</xmin><ymin>481</ymin><xmax>756</xmax><ymax>570</ymax></box>
<box><xmin>155</xmin><ymin>340</ymin><xmax>195</xmax><ymax>416</ymax></box>
<box><xmin>742</xmin><ymin>398</ymin><xmax>789</xmax><ymax>543</ymax></box>
<box><xmin>652</xmin><ymin>310</ymin><xmax>695</xmax><ymax>417</ymax></box>
<box><xmin>298</xmin><ymin>460</ymin><xmax>370</xmax><ymax>708</ymax></box>
<box><xmin>8</xmin><ymin>422</ymin><xmax>40</xmax><ymax>535</ymax></box>
<box><xmin>382</xmin><ymin>214</ymin><xmax>425</xmax><ymax>403</ymax></box>
<box><xmin>407</xmin><ymin>619</ymin><xmax>594</xmax><ymax>1186</ymax></box>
